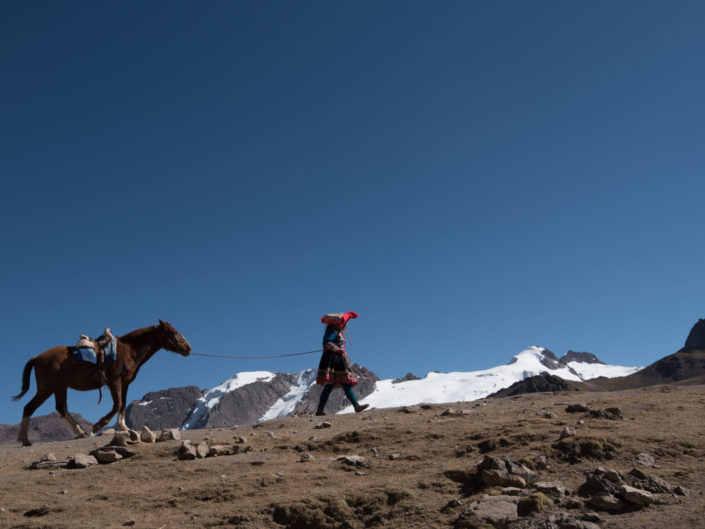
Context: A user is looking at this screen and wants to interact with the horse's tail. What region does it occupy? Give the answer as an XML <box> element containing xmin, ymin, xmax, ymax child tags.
<box><xmin>11</xmin><ymin>358</ymin><xmax>36</xmax><ymax>401</ymax></box>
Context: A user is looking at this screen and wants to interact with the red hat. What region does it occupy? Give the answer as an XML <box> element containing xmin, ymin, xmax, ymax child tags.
<box><xmin>321</xmin><ymin>311</ymin><xmax>358</xmax><ymax>326</ymax></box>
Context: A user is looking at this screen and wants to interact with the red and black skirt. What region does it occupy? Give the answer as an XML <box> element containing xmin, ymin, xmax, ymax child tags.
<box><xmin>316</xmin><ymin>351</ymin><xmax>358</xmax><ymax>386</ymax></box>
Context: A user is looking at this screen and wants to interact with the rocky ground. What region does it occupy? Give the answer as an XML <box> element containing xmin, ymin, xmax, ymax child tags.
<box><xmin>1</xmin><ymin>384</ymin><xmax>704</xmax><ymax>529</ymax></box>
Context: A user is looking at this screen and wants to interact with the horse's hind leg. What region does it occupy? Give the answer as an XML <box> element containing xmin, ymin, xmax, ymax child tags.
<box><xmin>18</xmin><ymin>390</ymin><xmax>52</xmax><ymax>446</ymax></box>
<box><xmin>92</xmin><ymin>381</ymin><xmax>122</xmax><ymax>433</ymax></box>
<box><xmin>54</xmin><ymin>388</ymin><xmax>88</xmax><ymax>439</ymax></box>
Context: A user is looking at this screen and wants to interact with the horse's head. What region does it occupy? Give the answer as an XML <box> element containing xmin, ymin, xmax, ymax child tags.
<box><xmin>157</xmin><ymin>319</ymin><xmax>191</xmax><ymax>356</ymax></box>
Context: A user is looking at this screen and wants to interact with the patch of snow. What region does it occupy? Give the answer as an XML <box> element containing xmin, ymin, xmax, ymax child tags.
<box><xmin>137</xmin><ymin>400</ymin><xmax>152</xmax><ymax>407</ymax></box>
<box><xmin>259</xmin><ymin>369</ymin><xmax>317</xmax><ymax>422</ymax></box>
<box><xmin>566</xmin><ymin>361</ymin><xmax>641</xmax><ymax>380</ymax></box>
<box><xmin>340</xmin><ymin>346</ymin><xmax>641</xmax><ymax>413</ymax></box>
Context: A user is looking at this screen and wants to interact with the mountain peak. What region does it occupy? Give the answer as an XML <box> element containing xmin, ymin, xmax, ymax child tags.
<box><xmin>681</xmin><ymin>319</ymin><xmax>705</xmax><ymax>351</ymax></box>
<box><xmin>560</xmin><ymin>351</ymin><xmax>604</xmax><ymax>365</ymax></box>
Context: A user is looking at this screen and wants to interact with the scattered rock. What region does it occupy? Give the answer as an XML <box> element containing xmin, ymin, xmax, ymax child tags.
<box><xmin>234</xmin><ymin>436</ymin><xmax>247</xmax><ymax>444</ymax></box>
<box><xmin>537</xmin><ymin>410</ymin><xmax>558</xmax><ymax>419</ymax></box>
<box><xmin>123</xmin><ymin>520</ymin><xmax>136</xmax><ymax>526</ymax></box>
<box><xmin>100</xmin><ymin>428</ymin><xmax>116</xmax><ymax>437</ymax></box>
<box><xmin>93</xmin><ymin>450</ymin><xmax>123</xmax><ymax>464</ymax></box>
<box><xmin>159</xmin><ymin>428</ymin><xmax>181</xmax><ymax>441</ymax></box>
<box><xmin>535</xmin><ymin>481</ymin><xmax>571</xmax><ymax>498</ymax></box>
<box><xmin>178</xmin><ymin>441</ymin><xmax>198</xmax><ymax>460</ymax></box>
<box><xmin>456</xmin><ymin>494</ymin><xmax>518</xmax><ymax>528</ymax></box>
<box><xmin>441</xmin><ymin>498</ymin><xmax>464</xmax><ymax>513</ymax></box>
<box><xmin>314</xmin><ymin>421</ymin><xmax>332</xmax><ymax>429</ymax></box>
<box><xmin>547</xmin><ymin>512</ymin><xmax>602</xmax><ymax>529</ymax></box>
<box><xmin>299</xmin><ymin>452</ymin><xmax>314</xmax><ymax>462</ymax></box>
<box><xmin>586</xmin><ymin>493</ymin><xmax>626</xmax><ymax>513</ymax></box>
<box><xmin>337</xmin><ymin>455</ymin><xmax>366</xmax><ymax>467</ymax></box>
<box><xmin>208</xmin><ymin>445</ymin><xmax>231</xmax><ymax>457</ymax></box>
<box><xmin>636</xmin><ymin>452</ymin><xmax>655</xmax><ymax>467</ymax></box>
<box><xmin>477</xmin><ymin>456</ymin><xmax>538</xmax><ymax>488</ymax></box>
<box><xmin>565</xmin><ymin>404</ymin><xmax>589</xmax><ymax>413</ymax></box>
<box><xmin>110</xmin><ymin>432</ymin><xmax>131</xmax><ymax>447</ymax></box>
<box><xmin>141</xmin><ymin>426</ymin><xmax>157</xmax><ymax>443</ymax></box>
<box><xmin>127</xmin><ymin>429</ymin><xmax>141</xmax><ymax>443</ymax></box>
<box><xmin>588</xmin><ymin>407</ymin><xmax>623</xmax><ymax>420</ymax></box>
<box><xmin>533</xmin><ymin>455</ymin><xmax>549</xmax><ymax>470</ymax></box>
<box><xmin>70</xmin><ymin>453</ymin><xmax>98</xmax><ymax>469</ymax></box>
<box><xmin>196</xmin><ymin>441</ymin><xmax>210</xmax><ymax>459</ymax></box>
<box><xmin>619</xmin><ymin>484</ymin><xmax>653</xmax><ymax>506</ymax></box>
<box><xmin>24</xmin><ymin>505</ymin><xmax>51</xmax><ymax>517</ymax></box>
<box><xmin>560</xmin><ymin>427</ymin><xmax>577</xmax><ymax>439</ymax></box>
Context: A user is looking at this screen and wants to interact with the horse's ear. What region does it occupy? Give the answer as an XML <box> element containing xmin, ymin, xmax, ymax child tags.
<box><xmin>158</xmin><ymin>319</ymin><xmax>165</xmax><ymax>328</ymax></box>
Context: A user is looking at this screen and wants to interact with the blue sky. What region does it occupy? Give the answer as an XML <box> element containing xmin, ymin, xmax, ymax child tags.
<box><xmin>2</xmin><ymin>1</ymin><xmax>704</xmax><ymax>426</ymax></box>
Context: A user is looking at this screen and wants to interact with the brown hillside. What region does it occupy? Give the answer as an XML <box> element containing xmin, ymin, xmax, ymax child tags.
<box><xmin>1</xmin><ymin>384</ymin><xmax>704</xmax><ymax>528</ymax></box>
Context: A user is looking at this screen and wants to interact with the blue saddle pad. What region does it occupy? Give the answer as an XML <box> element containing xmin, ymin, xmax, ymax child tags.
<box><xmin>73</xmin><ymin>338</ymin><xmax>117</xmax><ymax>365</ymax></box>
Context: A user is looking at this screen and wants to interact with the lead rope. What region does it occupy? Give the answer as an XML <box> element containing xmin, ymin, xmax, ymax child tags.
<box><xmin>187</xmin><ymin>349</ymin><xmax>322</xmax><ymax>360</ymax></box>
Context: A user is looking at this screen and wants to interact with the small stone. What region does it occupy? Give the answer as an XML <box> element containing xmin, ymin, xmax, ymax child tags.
<box><xmin>299</xmin><ymin>452</ymin><xmax>315</xmax><ymax>462</ymax></box>
<box><xmin>178</xmin><ymin>441</ymin><xmax>198</xmax><ymax>460</ymax></box>
<box><xmin>128</xmin><ymin>429</ymin><xmax>141</xmax><ymax>443</ymax></box>
<box><xmin>110</xmin><ymin>432</ymin><xmax>131</xmax><ymax>447</ymax></box>
<box><xmin>159</xmin><ymin>429</ymin><xmax>181</xmax><ymax>442</ymax></box>
<box><xmin>620</xmin><ymin>485</ymin><xmax>653</xmax><ymax>506</ymax></box>
<box><xmin>59</xmin><ymin>490</ymin><xmax>68</xmax><ymax>495</ymax></box>
<box><xmin>100</xmin><ymin>428</ymin><xmax>116</xmax><ymax>437</ymax></box>
<box><xmin>123</xmin><ymin>520</ymin><xmax>136</xmax><ymax>527</ymax></box>
<box><xmin>40</xmin><ymin>453</ymin><xmax>56</xmax><ymax>462</ymax></box>
<box><xmin>71</xmin><ymin>453</ymin><xmax>98</xmax><ymax>469</ymax></box>
<box><xmin>370</xmin><ymin>448</ymin><xmax>379</xmax><ymax>457</ymax></box>
<box><xmin>587</xmin><ymin>494</ymin><xmax>626</xmax><ymax>513</ymax></box>
<box><xmin>565</xmin><ymin>403</ymin><xmax>589</xmax><ymax>413</ymax></box>
<box><xmin>636</xmin><ymin>453</ymin><xmax>655</xmax><ymax>467</ymax></box>
<box><xmin>141</xmin><ymin>426</ymin><xmax>157</xmax><ymax>443</ymax></box>
<box><xmin>208</xmin><ymin>445</ymin><xmax>231</xmax><ymax>457</ymax></box>
<box><xmin>267</xmin><ymin>432</ymin><xmax>277</xmax><ymax>439</ymax></box>
<box><xmin>338</xmin><ymin>455</ymin><xmax>366</xmax><ymax>466</ymax></box>
<box><xmin>674</xmin><ymin>486</ymin><xmax>689</xmax><ymax>496</ymax></box>
<box><xmin>388</xmin><ymin>453</ymin><xmax>400</xmax><ymax>460</ymax></box>
<box><xmin>533</xmin><ymin>455</ymin><xmax>549</xmax><ymax>470</ymax></box>
<box><xmin>314</xmin><ymin>421</ymin><xmax>332</xmax><ymax>429</ymax></box>
<box><xmin>234</xmin><ymin>436</ymin><xmax>247</xmax><ymax>444</ymax></box>
<box><xmin>196</xmin><ymin>441</ymin><xmax>209</xmax><ymax>459</ymax></box>
<box><xmin>537</xmin><ymin>410</ymin><xmax>557</xmax><ymax>419</ymax></box>
<box><xmin>94</xmin><ymin>450</ymin><xmax>123</xmax><ymax>464</ymax></box>
<box><xmin>560</xmin><ymin>426</ymin><xmax>577</xmax><ymax>439</ymax></box>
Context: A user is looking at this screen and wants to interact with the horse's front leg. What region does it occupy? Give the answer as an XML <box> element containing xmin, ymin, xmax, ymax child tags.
<box><xmin>92</xmin><ymin>380</ymin><xmax>122</xmax><ymax>433</ymax></box>
<box><xmin>116</xmin><ymin>384</ymin><xmax>130</xmax><ymax>431</ymax></box>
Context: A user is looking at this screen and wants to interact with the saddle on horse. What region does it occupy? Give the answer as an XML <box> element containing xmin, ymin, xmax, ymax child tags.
<box><xmin>74</xmin><ymin>328</ymin><xmax>115</xmax><ymax>387</ymax></box>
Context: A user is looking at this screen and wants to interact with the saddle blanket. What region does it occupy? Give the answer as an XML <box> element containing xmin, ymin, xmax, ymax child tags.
<box><xmin>73</xmin><ymin>337</ymin><xmax>117</xmax><ymax>365</ymax></box>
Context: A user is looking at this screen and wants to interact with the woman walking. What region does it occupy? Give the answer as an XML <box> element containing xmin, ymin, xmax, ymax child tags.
<box><xmin>316</xmin><ymin>311</ymin><xmax>369</xmax><ymax>416</ymax></box>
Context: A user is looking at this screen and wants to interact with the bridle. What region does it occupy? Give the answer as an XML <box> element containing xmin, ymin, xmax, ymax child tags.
<box><xmin>156</xmin><ymin>325</ymin><xmax>185</xmax><ymax>352</ymax></box>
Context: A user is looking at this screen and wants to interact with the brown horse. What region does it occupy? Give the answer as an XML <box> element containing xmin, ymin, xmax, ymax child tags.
<box><xmin>12</xmin><ymin>320</ymin><xmax>191</xmax><ymax>446</ymax></box>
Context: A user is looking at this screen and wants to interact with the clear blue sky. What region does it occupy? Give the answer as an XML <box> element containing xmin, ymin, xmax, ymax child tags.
<box><xmin>2</xmin><ymin>1</ymin><xmax>704</xmax><ymax>426</ymax></box>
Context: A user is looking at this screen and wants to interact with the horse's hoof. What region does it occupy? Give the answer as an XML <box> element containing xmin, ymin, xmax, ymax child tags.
<box><xmin>21</xmin><ymin>441</ymin><xmax>32</xmax><ymax>447</ymax></box>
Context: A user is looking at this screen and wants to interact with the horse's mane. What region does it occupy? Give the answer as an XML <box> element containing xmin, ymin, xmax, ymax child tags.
<box><xmin>118</xmin><ymin>325</ymin><xmax>156</xmax><ymax>346</ymax></box>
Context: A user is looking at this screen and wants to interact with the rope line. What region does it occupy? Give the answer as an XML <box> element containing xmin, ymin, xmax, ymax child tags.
<box><xmin>188</xmin><ymin>349</ymin><xmax>323</xmax><ymax>360</ymax></box>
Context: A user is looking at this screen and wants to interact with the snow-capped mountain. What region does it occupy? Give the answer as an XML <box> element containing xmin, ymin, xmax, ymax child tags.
<box><xmin>339</xmin><ymin>346</ymin><xmax>640</xmax><ymax>413</ymax></box>
<box><xmin>124</xmin><ymin>346</ymin><xmax>640</xmax><ymax>430</ymax></box>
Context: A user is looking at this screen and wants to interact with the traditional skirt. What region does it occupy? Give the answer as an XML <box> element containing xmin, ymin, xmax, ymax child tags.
<box><xmin>316</xmin><ymin>351</ymin><xmax>358</xmax><ymax>386</ymax></box>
